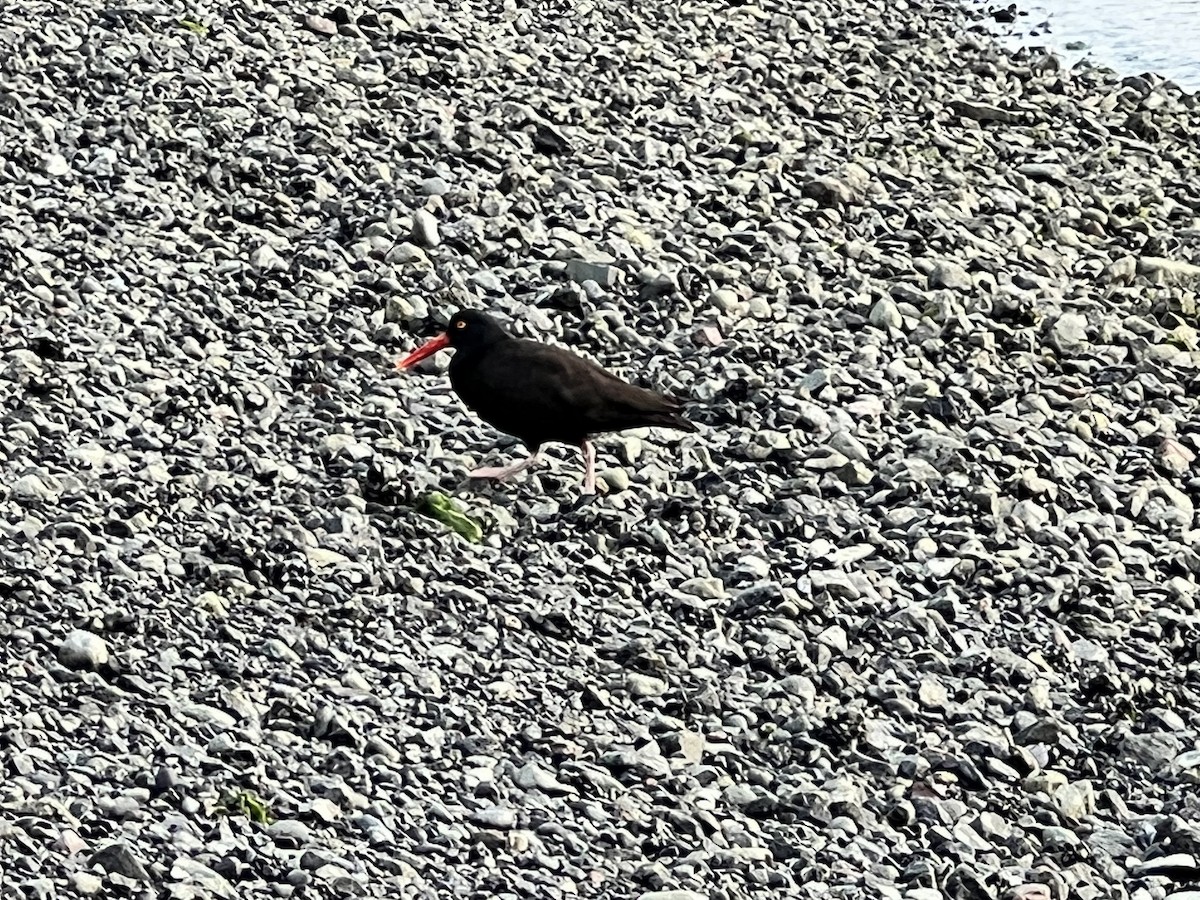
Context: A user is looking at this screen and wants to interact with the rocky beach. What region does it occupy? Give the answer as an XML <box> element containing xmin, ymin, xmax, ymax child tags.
<box><xmin>2</xmin><ymin>0</ymin><xmax>1200</xmax><ymax>897</ymax></box>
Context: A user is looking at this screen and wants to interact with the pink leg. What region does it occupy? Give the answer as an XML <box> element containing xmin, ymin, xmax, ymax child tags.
<box><xmin>580</xmin><ymin>441</ymin><xmax>596</xmax><ymax>495</ymax></box>
<box><xmin>469</xmin><ymin>448</ymin><xmax>542</xmax><ymax>481</ymax></box>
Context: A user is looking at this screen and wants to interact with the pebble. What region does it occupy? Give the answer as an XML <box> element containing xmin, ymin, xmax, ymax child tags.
<box><xmin>57</xmin><ymin>630</ymin><xmax>110</xmax><ymax>671</ymax></box>
<box><xmin>869</xmin><ymin>298</ymin><xmax>904</xmax><ymax>330</ymax></box>
<box><xmin>628</xmin><ymin>673</ymin><xmax>669</xmax><ymax>698</ymax></box>
<box><xmin>1047</xmin><ymin>312</ymin><xmax>1089</xmax><ymax>353</ymax></box>
<box><xmin>928</xmin><ymin>260</ymin><xmax>973</xmax><ymax>291</ymax></box>
<box><xmin>90</xmin><ymin>843</ymin><xmax>151</xmax><ymax>882</ymax></box>
<box><xmin>470</xmin><ymin>807</ymin><xmax>517</xmax><ymax>830</ymax></box>
<box><xmin>2</xmin><ymin>2</ymin><xmax>1198</xmax><ymax>900</ymax></box>
<box><xmin>69</xmin><ymin>873</ymin><xmax>103</xmax><ymax>895</ymax></box>
<box><xmin>566</xmin><ymin>259</ymin><xmax>618</xmax><ymax>287</ymax></box>
<box><xmin>1055</xmin><ymin>780</ymin><xmax>1095</xmax><ymax>821</ymax></box>
<box><xmin>410</xmin><ymin>209</ymin><xmax>440</xmax><ymax>248</ymax></box>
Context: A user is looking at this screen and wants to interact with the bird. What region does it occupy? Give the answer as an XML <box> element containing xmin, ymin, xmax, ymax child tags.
<box><xmin>396</xmin><ymin>310</ymin><xmax>697</xmax><ymax>495</ymax></box>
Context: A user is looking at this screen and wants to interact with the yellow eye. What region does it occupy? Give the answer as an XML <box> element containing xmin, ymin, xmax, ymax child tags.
<box><xmin>455</xmin><ymin>320</ymin><xmax>467</xmax><ymax>329</ymax></box>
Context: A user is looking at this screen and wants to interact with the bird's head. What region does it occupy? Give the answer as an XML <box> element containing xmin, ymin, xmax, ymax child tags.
<box><xmin>395</xmin><ymin>309</ymin><xmax>509</xmax><ymax>370</ymax></box>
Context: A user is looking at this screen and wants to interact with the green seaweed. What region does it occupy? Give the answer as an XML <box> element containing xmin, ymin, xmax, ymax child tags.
<box><xmin>216</xmin><ymin>789</ymin><xmax>273</xmax><ymax>825</ymax></box>
<box><xmin>417</xmin><ymin>491</ymin><xmax>484</xmax><ymax>543</ymax></box>
<box><xmin>179</xmin><ymin>18</ymin><xmax>208</xmax><ymax>36</ymax></box>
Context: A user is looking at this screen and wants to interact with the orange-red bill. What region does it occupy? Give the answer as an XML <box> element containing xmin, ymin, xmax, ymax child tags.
<box><xmin>396</xmin><ymin>333</ymin><xmax>449</xmax><ymax>370</ymax></box>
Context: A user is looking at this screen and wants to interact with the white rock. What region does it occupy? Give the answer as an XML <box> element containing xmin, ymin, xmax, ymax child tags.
<box><xmin>928</xmin><ymin>260</ymin><xmax>972</xmax><ymax>290</ymax></box>
<box><xmin>57</xmin><ymin>630</ymin><xmax>110</xmax><ymax>671</ymax></box>
<box><xmin>69</xmin><ymin>873</ymin><xmax>102</xmax><ymax>895</ymax></box>
<box><xmin>45</xmin><ymin>152</ymin><xmax>70</xmax><ymax>176</ymax></box>
<box><xmin>628</xmin><ymin>673</ymin><xmax>668</xmax><ymax>698</ymax></box>
<box><xmin>1047</xmin><ymin>312</ymin><xmax>1089</xmax><ymax>352</ymax></box>
<box><xmin>869</xmin><ymin>297</ymin><xmax>903</xmax><ymax>329</ymax></box>
<box><xmin>678</xmin><ymin>577</ymin><xmax>726</xmax><ymax>600</ymax></box>
<box><xmin>411</xmin><ymin>209</ymin><xmax>440</xmax><ymax>248</ymax></box>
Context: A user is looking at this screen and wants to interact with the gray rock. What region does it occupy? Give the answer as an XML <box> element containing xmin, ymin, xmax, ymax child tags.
<box><xmin>627</xmin><ymin>673</ymin><xmax>668</xmax><ymax>698</ymax></box>
<box><xmin>1054</xmin><ymin>780</ymin><xmax>1095</xmax><ymax>821</ymax></box>
<box><xmin>171</xmin><ymin>858</ymin><xmax>238</xmax><ymax>899</ymax></box>
<box><xmin>411</xmin><ymin>209</ymin><xmax>440</xmax><ymax>248</ymax></box>
<box><xmin>68</xmin><ymin>873</ymin><xmax>103</xmax><ymax>895</ymax></box>
<box><xmin>869</xmin><ymin>297</ymin><xmax>903</xmax><ymax>329</ymax></box>
<box><xmin>678</xmin><ymin>577</ymin><xmax>725</xmax><ymax>600</ymax></box>
<box><xmin>470</xmin><ymin>806</ymin><xmax>517</xmax><ymax>829</ymax></box>
<box><xmin>1138</xmin><ymin>257</ymin><xmax>1200</xmax><ymax>284</ymax></box>
<box><xmin>837</xmin><ymin>460</ymin><xmax>875</xmax><ymax>486</ymax></box>
<box><xmin>1158</xmin><ymin>438</ymin><xmax>1195</xmax><ymax>476</ymax></box>
<box><xmin>419</xmin><ymin>176</ymin><xmax>451</xmax><ymax>196</ymax></box>
<box><xmin>802</xmin><ymin>175</ymin><xmax>856</xmax><ymax>208</ymax></box>
<box><xmin>57</xmin><ymin>630</ymin><xmax>110</xmax><ymax>671</ymax></box>
<box><xmin>45</xmin><ymin>152</ymin><xmax>70</xmax><ymax>176</ymax></box>
<box><xmin>566</xmin><ymin>259</ymin><xmax>618</xmax><ymax>287</ymax></box>
<box><xmin>514</xmin><ymin>761</ymin><xmax>572</xmax><ymax>794</ymax></box>
<box><xmin>1047</xmin><ymin>312</ymin><xmax>1089</xmax><ymax>353</ymax></box>
<box><xmin>928</xmin><ymin>260</ymin><xmax>973</xmax><ymax>290</ymax></box>
<box><xmin>948</xmin><ymin>98</ymin><xmax>1023</xmax><ymax>122</ymax></box>
<box><xmin>90</xmin><ymin>843</ymin><xmax>151</xmax><ymax>882</ymax></box>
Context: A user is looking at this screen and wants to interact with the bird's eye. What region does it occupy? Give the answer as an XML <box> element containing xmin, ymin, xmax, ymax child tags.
<box><xmin>455</xmin><ymin>320</ymin><xmax>467</xmax><ymax>329</ymax></box>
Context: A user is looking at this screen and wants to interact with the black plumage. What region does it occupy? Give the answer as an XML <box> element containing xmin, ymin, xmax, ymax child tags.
<box><xmin>397</xmin><ymin>310</ymin><xmax>696</xmax><ymax>494</ymax></box>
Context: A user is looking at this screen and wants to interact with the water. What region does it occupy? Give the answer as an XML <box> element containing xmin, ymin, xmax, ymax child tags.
<box><xmin>982</xmin><ymin>0</ymin><xmax>1200</xmax><ymax>92</ymax></box>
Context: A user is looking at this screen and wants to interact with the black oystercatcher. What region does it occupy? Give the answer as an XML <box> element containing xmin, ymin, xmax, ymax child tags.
<box><xmin>396</xmin><ymin>310</ymin><xmax>697</xmax><ymax>494</ymax></box>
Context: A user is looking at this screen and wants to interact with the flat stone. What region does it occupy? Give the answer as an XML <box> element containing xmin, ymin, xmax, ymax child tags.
<box><xmin>470</xmin><ymin>806</ymin><xmax>517</xmax><ymax>829</ymax></box>
<box><xmin>171</xmin><ymin>858</ymin><xmax>238</xmax><ymax>899</ymax></box>
<box><xmin>816</xmin><ymin>625</ymin><xmax>849</xmax><ymax>653</ymax></box>
<box><xmin>305</xmin><ymin>14</ymin><xmax>338</xmax><ymax>35</ymax></box>
<box><xmin>678</xmin><ymin>577</ymin><xmax>725</xmax><ymax>600</ymax></box>
<box><xmin>514</xmin><ymin>761</ymin><xmax>572</xmax><ymax>794</ymax></box>
<box><xmin>948</xmin><ymin>98</ymin><xmax>1022</xmax><ymax>123</ymax></box>
<box><xmin>1159</xmin><ymin>438</ymin><xmax>1195</xmax><ymax>475</ymax></box>
<box><xmin>837</xmin><ymin>460</ymin><xmax>875</xmax><ymax>486</ymax></box>
<box><xmin>566</xmin><ymin>259</ymin><xmax>618</xmax><ymax>287</ymax></box>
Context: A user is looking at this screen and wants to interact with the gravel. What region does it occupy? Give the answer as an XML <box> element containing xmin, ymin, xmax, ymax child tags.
<box><xmin>2</xmin><ymin>0</ymin><xmax>1200</xmax><ymax>898</ymax></box>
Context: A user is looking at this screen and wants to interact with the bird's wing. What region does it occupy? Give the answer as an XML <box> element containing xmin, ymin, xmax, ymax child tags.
<box><xmin>486</xmin><ymin>342</ymin><xmax>686</xmax><ymax>433</ymax></box>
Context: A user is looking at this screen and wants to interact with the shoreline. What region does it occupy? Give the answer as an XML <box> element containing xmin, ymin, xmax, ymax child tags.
<box><xmin>2</xmin><ymin>0</ymin><xmax>1199</xmax><ymax>898</ymax></box>
<box><xmin>970</xmin><ymin>0</ymin><xmax>1200</xmax><ymax>97</ymax></box>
